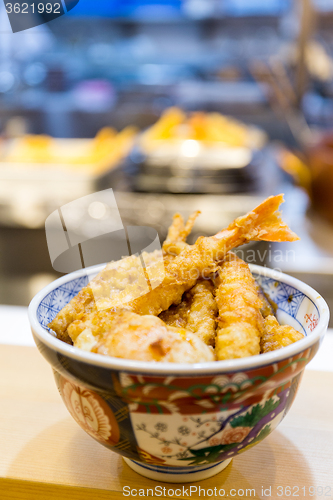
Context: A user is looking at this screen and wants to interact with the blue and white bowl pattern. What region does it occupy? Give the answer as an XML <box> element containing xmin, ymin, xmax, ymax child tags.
<box><xmin>37</xmin><ymin>270</ymin><xmax>318</xmax><ymax>337</ymax></box>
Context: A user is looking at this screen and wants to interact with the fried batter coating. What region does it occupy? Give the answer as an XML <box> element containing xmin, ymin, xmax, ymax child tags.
<box><xmin>117</xmin><ymin>195</ymin><xmax>298</xmax><ymax>321</ymax></box>
<box><xmin>48</xmin><ymin>250</ymin><xmax>162</xmax><ymax>342</ymax></box>
<box><xmin>261</xmin><ymin>315</ymin><xmax>304</xmax><ymax>353</ymax></box>
<box><xmin>49</xmin><ymin>212</ymin><xmax>200</xmax><ymax>342</ymax></box>
<box><xmin>160</xmin><ymin>280</ymin><xmax>217</xmax><ymax>346</ymax></box>
<box><xmin>49</xmin><ymin>195</ymin><xmax>298</xmax><ymax>342</ymax></box>
<box><xmin>164</xmin><ymin>213</ymin><xmax>185</xmax><ymax>246</ymax></box>
<box><xmin>162</xmin><ymin>211</ymin><xmax>200</xmax><ymax>265</ymax></box>
<box><xmin>69</xmin><ymin>310</ymin><xmax>215</xmax><ymax>363</ymax></box>
<box><xmin>159</xmin><ymin>294</ymin><xmax>190</xmax><ymax>329</ymax></box>
<box><xmin>186</xmin><ymin>280</ymin><xmax>218</xmax><ymax>346</ymax></box>
<box><xmin>214</xmin><ymin>253</ymin><xmax>265</xmax><ymax>360</ymax></box>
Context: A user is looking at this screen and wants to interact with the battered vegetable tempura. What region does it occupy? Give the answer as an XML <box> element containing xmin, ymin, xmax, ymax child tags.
<box><xmin>68</xmin><ymin>310</ymin><xmax>215</xmax><ymax>363</ymax></box>
<box><xmin>214</xmin><ymin>253</ymin><xmax>265</xmax><ymax>360</ymax></box>
<box><xmin>261</xmin><ymin>315</ymin><xmax>304</xmax><ymax>353</ymax></box>
<box><xmin>160</xmin><ymin>280</ymin><xmax>217</xmax><ymax>346</ymax></box>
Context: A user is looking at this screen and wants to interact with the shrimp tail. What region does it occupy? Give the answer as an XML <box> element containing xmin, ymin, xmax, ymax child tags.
<box><xmin>233</xmin><ymin>194</ymin><xmax>299</xmax><ymax>242</ymax></box>
<box><xmin>213</xmin><ymin>194</ymin><xmax>299</xmax><ymax>248</ymax></box>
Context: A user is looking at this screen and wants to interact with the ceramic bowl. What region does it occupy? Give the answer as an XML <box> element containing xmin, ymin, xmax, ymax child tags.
<box><xmin>28</xmin><ymin>264</ymin><xmax>329</xmax><ymax>483</ymax></box>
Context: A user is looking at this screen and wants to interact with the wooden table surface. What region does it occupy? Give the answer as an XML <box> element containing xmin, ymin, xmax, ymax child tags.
<box><xmin>0</xmin><ymin>345</ymin><xmax>332</xmax><ymax>500</ymax></box>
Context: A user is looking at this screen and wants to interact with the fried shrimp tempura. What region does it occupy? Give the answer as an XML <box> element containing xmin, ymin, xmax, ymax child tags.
<box><xmin>49</xmin><ymin>212</ymin><xmax>199</xmax><ymax>343</ymax></box>
<box><xmin>159</xmin><ymin>280</ymin><xmax>217</xmax><ymax>346</ymax></box>
<box><xmin>115</xmin><ymin>194</ymin><xmax>299</xmax><ymax>320</ymax></box>
<box><xmin>186</xmin><ymin>280</ymin><xmax>218</xmax><ymax>346</ymax></box>
<box><xmin>49</xmin><ymin>194</ymin><xmax>299</xmax><ymax>341</ymax></box>
<box><xmin>261</xmin><ymin>315</ymin><xmax>304</xmax><ymax>353</ymax></box>
<box><xmin>162</xmin><ymin>211</ymin><xmax>200</xmax><ymax>264</ymax></box>
<box><xmin>69</xmin><ymin>310</ymin><xmax>215</xmax><ymax>363</ymax></box>
<box><xmin>214</xmin><ymin>253</ymin><xmax>265</xmax><ymax>360</ymax></box>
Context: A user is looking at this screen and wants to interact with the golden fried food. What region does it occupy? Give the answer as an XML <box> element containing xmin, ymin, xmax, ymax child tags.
<box><xmin>214</xmin><ymin>253</ymin><xmax>264</xmax><ymax>360</ymax></box>
<box><xmin>4</xmin><ymin>126</ymin><xmax>137</xmax><ymax>174</ymax></box>
<box><xmin>162</xmin><ymin>211</ymin><xmax>200</xmax><ymax>264</ymax></box>
<box><xmin>141</xmin><ymin>107</ymin><xmax>186</xmax><ymax>150</ymax></box>
<box><xmin>185</xmin><ymin>280</ymin><xmax>217</xmax><ymax>346</ymax></box>
<box><xmin>49</xmin><ymin>195</ymin><xmax>298</xmax><ymax>346</ymax></box>
<box><xmin>159</xmin><ymin>293</ymin><xmax>190</xmax><ymax>329</ymax></box>
<box><xmin>141</xmin><ymin>107</ymin><xmax>265</xmax><ymax>149</ymax></box>
<box><xmin>123</xmin><ymin>194</ymin><xmax>298</xmax><ymax>318</ymax></box>
<box><xmin>160</xmin><ymin>280</ymin><xmax>217</xmax><ymax>346</ymax></box>
<box><xmin>48</xmin><ymin>249</ymin><xmax>162</xmax><ymax>343</ymax></box>
<box><xmin>261</xmin><ymin>315</ymin><xmax>304</xmax><ymax>353</ymax></box>
<box><xmin>69</xmin><ymin>310</ymin><xmax>215</xmax><ymax>363</ymax></box>
<box><xmin>49</xmin><ymin>209</ymin><xmax>201</xmax><ymax>343</ymax></box>
<box><xmin>188</xmin><ymin>112</ymin><xmax>248</xmax><ymax>146</ymax></box>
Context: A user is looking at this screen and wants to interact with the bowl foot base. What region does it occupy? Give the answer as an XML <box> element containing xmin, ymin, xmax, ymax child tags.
<box><xmin>123</xmin><ymin>457</ymin><xmax>232</xmax><ymax>483</ymax></box>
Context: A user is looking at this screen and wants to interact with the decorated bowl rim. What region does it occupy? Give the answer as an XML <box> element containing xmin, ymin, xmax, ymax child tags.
<box><xmin>28</xmin><ymin>263</ymin><xmax>330</xmax><ymax>374</ymax></box>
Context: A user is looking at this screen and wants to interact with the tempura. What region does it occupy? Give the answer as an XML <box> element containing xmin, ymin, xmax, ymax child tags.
<box><xmin>160</xmin><ymin>279</ymin><xmax>217</xmax><ymax>346</ymax></box>
<box><xmin>214</xmin><ymin>253</ymin><xmax>264</xmax><ymax>360</ymax></box>
<box><xmin>261</xmin><ymin>315</ymin><xmax>304</xmax><ymax>353</ymax></box>
<box><xmin>48</xmin><ymin>194</ymin><xmax>301</xmax><ymax>363</ymax></box>
<box><xmin>68</xmin><ymin>309</ymin><xmax>215</xmax><ymax>363</ymax></box>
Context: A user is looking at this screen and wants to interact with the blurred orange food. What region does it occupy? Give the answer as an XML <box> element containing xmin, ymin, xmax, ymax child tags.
<box><xmin>141</xmin><ymin>107</ymin><xmax>266</xmax><ymax>151</ymax></box>
<box><xmin>1</xmin><ymin>126</ymin><xmax>137</xmax><ymax>175</ymax></box>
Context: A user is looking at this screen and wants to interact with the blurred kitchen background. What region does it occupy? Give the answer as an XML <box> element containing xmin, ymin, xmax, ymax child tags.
<box><xmin>1</xmin><ymin>0</ymin><xmax>333</xmax><ymax>324</ymax></box>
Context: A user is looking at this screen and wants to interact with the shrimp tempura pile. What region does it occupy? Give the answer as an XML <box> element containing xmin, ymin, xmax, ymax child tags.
<box><xmin>48</xmin><ymin>195</ymin><xmax>305</xmax><ymax>363</ymax></box>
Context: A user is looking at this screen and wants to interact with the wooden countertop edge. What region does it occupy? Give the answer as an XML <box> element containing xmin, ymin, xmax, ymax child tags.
<box><xmin>0</xmin><ymin>478</ymin><xmax>136</xmax><ymax>500</ymax></box>
<box><xmin>1</xmin><ymin>346</ymin><xmax>332</xmax><ymax>498</ymax></box>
